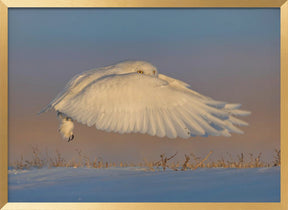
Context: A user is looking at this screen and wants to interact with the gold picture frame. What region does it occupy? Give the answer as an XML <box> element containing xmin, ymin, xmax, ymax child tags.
<box><xmin>0</xmin><ymin>0</ymin><xmax>287</xmax><ymax>209</ymax></box>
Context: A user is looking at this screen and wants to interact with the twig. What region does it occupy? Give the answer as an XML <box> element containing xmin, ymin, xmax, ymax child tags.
<box><xmin>192</xmin><ymin>151</ymin><xmax>213</xmax><ymax>170</ymax></box>
<box><xmin>181</xmin><ymin>154</ymin><xmax>191</xmax><ymax>171</ymax></box>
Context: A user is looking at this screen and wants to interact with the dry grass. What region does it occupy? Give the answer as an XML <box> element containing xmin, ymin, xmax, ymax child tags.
<box><xmin>11</xmin><ymin>146</ymin><xmax>280</xmax><ymax>171</ymax></box>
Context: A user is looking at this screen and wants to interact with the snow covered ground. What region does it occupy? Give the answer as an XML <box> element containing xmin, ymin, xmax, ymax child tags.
<box><xmin>8</xmin><ymin>167</ymin><xmax>280</xmax><ymax>202</ymax></box>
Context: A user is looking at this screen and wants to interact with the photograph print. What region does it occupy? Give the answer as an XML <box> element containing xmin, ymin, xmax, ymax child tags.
<box><xmin>8</xmin><ymin>8</ymin><xmax>280</xmax><ymax>202</ymax></box>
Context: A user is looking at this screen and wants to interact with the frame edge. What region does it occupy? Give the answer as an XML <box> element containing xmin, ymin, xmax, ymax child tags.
<box><xmin>0</xmin><ymin>0</ymin><xmax>8</xmax><ymax>209</ymax></box>
<box><xmin>1</xmin><ymin>0</ymin><xmax>288</xmax><ymax>8</ymax></box>
<box><xmin>0</xmin><ymin>203</ymin><xmax>284</xmax><ymax>210</ymax></box>
<box><xmin>281</xmin><ymin>1</ymin><xmax>288</xmax><ymax>209</ymax></box>
<box><xmin>1</xmin><ymin>0</ymin><xmax>287</xmax><ymax>209</ymax></box>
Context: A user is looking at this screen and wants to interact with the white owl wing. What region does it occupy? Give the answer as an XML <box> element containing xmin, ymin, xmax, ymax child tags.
<box><xmin>39</xmin><ymin>65</ymin><xmax>117</xmax><ymax>113</ymax></box>
<box><xmin>54</xmin><ymin>73</ymin><xmax>250</xmax><ymax>139</ymax></box>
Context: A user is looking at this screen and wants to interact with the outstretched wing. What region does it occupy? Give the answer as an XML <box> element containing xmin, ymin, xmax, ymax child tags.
<box><xmin>39</xmin><ymin>65</ymin><xmax>117</xmax><ymax>114</ymax></box>
<box><xmin>55</xmin><ymin>73</ymin><xmax>250</xmax><ymax>138</ymax></box>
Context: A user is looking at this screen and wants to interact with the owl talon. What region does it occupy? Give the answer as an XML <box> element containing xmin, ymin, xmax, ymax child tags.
<box><xmin>68</xmin><ymin>134</ymin><xmax>74</xmax><ymax>142</ymax></box>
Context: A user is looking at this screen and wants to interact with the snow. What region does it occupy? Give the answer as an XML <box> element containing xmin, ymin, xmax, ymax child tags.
<box><xmin>8</xmin><ymin>167</ymin><xmax>280</xmax><ymax>202</ymax></box>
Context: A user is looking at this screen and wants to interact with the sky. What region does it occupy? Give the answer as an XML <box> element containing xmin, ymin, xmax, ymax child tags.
<box><xmin>8</xmin><ymin>8</ymin><xmax>280</xmax><ymax>164</ymax></box>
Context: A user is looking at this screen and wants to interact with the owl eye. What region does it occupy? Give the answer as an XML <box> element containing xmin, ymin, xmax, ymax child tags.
<box><xmin>137</xmin><ymin>70</ymin><xmax>144</xmax><ymax>74</ymax></box>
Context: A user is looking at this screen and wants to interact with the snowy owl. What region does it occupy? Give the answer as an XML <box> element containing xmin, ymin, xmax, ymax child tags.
<box><xmin>40</xmin><ymin>60</ymin><xmax>250</xmax><ymax>142</ymax></box>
